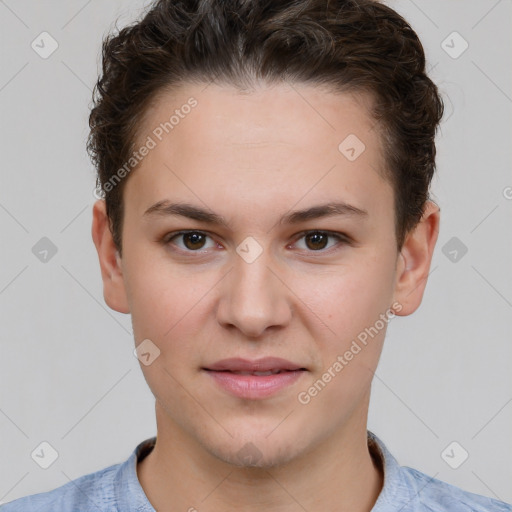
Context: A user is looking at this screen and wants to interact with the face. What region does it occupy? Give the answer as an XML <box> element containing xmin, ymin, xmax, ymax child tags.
<box><xmin>93</xmin><ymin>82</ymin><xmax>437</xmax><ymax>468</ymax></box>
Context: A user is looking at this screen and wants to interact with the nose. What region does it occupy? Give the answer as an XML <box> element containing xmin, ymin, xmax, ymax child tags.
<box><xmin>216</xmin><ymin>250</ymin><xmax>292</xmax><ymax>339</ymax></box>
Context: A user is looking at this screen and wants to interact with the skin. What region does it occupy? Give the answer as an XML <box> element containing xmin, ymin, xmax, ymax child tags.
<box><xmin>92</xmin><ymin>82</ymin><xmax>439</xmax><ymax>512</ymax></box>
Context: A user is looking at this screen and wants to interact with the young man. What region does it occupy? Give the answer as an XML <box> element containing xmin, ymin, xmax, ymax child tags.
<box><xmin>3</xmin><ymin>0</ymin><xmax>510</xmax><ymax>511</ymax></box>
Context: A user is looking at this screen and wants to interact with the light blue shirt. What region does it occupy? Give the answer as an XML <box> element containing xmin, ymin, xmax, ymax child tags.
<box><xmin>2</xmin><ymin>431</ymin><xmax>510</xmax><ymax>511</ymax></box>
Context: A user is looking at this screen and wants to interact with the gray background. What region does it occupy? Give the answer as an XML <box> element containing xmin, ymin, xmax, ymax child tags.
<box><xmin>1</xmin><ymin>0</ymin><xmax>511</xmax><ymax>505</ymax></box>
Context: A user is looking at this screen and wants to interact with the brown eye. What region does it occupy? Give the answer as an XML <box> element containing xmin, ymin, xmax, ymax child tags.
<box><xmin>166</xmin><ymin>231</ymin><xmax>216</xmax><ymax>252</ymax></box>
<box><xmin>182</xmin><ymin>232</ymin><xmax>207</xmax><ymax>250</ymax></box>
<box><xmin>304</xmin><ymin>232</ymin><xmax>329</xmax><ymax>250</ymax></box>
<box><xmin>293</xmin><ymin>231</ymin><xmax>349</xmax><ymax>252</ymax></box>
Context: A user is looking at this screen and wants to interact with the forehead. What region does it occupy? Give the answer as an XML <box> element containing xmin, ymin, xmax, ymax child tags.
<box><xmin>139</xmin><ymin>81</ymin><xmax>379</xmax><ymax>157</ymax></box>
<box><xmin>126</xmin><ymin>82</ymin><xmax>392</xmax><ymax>226</ymax></box>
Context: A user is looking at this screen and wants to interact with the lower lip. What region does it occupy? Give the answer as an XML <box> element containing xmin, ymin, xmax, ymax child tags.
<box><xmin>205</xmin><ymin>370</ymin><xmax>305</xmax><ymax>399</ymax></box>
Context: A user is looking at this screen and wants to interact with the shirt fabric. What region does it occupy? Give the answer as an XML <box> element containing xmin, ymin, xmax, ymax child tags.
<box><xmin>2</xmin><ymin>430</ymin><xmax>510</xmax><ymax>511</ymax></box>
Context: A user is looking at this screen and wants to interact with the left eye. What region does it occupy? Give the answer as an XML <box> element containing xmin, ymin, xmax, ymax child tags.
<box><xmin>294</xmin><ymin>231</ymin><xmax>344</xmax><ymax>251</ymax></box>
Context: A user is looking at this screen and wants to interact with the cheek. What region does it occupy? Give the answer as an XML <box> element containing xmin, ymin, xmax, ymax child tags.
<box><xmin>317</xmin><ymin>254</ymin><xmax>396</xmax><ymax>397</ymax></box>
<box><xmin>293</xmin><ymin>254</ymin><xmax>396</xmax><ymax>340</ymax></box>
<box><xmin>290</xmin><ymin>250</ymin><xmax>396</xmax><ymax>403</ymax></box>
<box><xmin>124</xmin><ymin>247</ymin><xmax>212</xmax><ymax>339</ymax></box>
<box><xmin>125</xmin><ymin>258</ymin><xmax>227</xmax><ymax>395</ymax></box>
<box><xmin>127</xmin><ymin>262</ymin><xmax>213</xmax><ymax>404</ymax></box>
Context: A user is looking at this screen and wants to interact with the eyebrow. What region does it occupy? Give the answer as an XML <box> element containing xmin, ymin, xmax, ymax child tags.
<box><xmin>143</xmin><ymin>200</ymin><xmax>368</xmax><ymax>226</ymax></box>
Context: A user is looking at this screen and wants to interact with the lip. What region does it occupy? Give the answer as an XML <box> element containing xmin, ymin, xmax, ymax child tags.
<box><xmin>205</xmin><ymin>357</ymin><xmax>305</xmax><ymax>372</ymax></box>
<box><xmin>203</xmin><ymin>357</ymin><xmax>307</xmax><ymax>400</ymax></box>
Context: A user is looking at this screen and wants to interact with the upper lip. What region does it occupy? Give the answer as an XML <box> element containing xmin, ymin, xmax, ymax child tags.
<box><xmin>204</xmin><ymin>357</ymin><xmax>306</xmax><ymax>372</ymax></box>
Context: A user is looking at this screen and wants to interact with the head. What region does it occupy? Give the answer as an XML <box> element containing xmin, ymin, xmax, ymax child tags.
<box><xmin>90</xmin><ymin>0</ymin><xmax>442</xmax><ymax>468</ymax></box>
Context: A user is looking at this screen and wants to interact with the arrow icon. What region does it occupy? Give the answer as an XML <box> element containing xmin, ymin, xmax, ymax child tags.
<box><xmin>441</xmin><ymin>32</ymin><xmax>468</xmax><ymax>59</ymax></box>
<box><xmin>236</xmin><ymin>236</ymin><xmax>263</xmax><ymax>263</ymax></box>
<box><xmin>445</xmin><ymin>449</ymin><xmax>455</xmax><ymax>458</ymax></box>
<box><xmin>236</xmin><ymin>442</ymin><xmax>263</xmax><ymax>465</ymax></box>
<box><xmin>31</xmin><ymin>441</ymin><xmax>59</xmax><ymax>468</ymax></box>
<box><xmin>134</xmin><ymin>339</ymin><xmax>161</xmax><ymax>365</ymax></box>
<box><xmin>31</xmin><ymin>31</ymin><xmax>59</xmax><ymax>59</ymax></box>
<box><xmin>32</xmin><ymin>237</ymin><xmax>58</xmax><ymax>262</ymax></box>
<box><xmin>338</xmin><ymin>134</ymin><xmax>365</xmax><ymax>161</ymax></box>
<box><xmin>442</xmin><ymin>236</ymin><xmax>467</xmax><ymax>263</ymax></box>
<box><xmin>441</xmin><ymin>441</ymin><xmax>468</xmax><ymax>469</ymax></box>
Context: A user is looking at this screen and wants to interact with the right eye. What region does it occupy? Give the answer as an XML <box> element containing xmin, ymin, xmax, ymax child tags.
<box><xmin>165</xmin><ymin>231</ymin><xmax>218</xmax><ymax>252</ymax></box>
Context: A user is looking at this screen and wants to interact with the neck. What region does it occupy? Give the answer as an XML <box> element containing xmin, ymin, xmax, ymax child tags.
<box><xmin>137</xmin><ymin>402</ymin><xmax>383</xmax><ymax>512</ymax></box>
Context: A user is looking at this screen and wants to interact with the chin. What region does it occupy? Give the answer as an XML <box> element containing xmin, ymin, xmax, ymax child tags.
<box><xmin>209</xmin><ymin>441</ymin><xmax>300</xmax><ymax>469</ymax></box>
<box><xmin>198</xmin><ymin>423</ymin><xmax>308</xmax><ymax>469</ymax></box>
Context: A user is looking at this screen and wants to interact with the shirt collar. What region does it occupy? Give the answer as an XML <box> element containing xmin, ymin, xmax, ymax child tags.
<box><xmin>367</xmin><ymin>430</ymin><xmax>413</xmax><ymax>510</ymax></box>
<box><xmin>114</xmin><ymin>437</ymin><xmax>156</xmax><ymax>511</ymax></box>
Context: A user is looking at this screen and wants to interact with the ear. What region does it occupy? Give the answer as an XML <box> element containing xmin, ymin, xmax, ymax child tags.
<box><xmin>392</xmin><ymin>200</ymin><xmax>440</xmax><ymax>316</ymax></box>
<box><xmin>91</xmin><ymin>199</ymin><xmax>130</xmax><ymax>314</ymax></box>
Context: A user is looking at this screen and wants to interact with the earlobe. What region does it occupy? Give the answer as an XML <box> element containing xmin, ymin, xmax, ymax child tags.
<box><xmin>91</xmin><ymin>199</ymin><xmax>130</xmax><ymax>314</ymax></box>
<box><xmin>393</xmin><ymin>200</ymin><xmax>440</xmax><ymax>316</ymax></box>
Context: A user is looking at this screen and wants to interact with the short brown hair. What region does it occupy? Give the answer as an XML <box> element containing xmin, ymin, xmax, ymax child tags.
<box><xmin>87</xmin><ymin>0</ymin><xmax>444</xmax><ymax>255</ymax></box>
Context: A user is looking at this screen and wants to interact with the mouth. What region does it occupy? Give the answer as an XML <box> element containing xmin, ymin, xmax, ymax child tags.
<box><xmin>202</xmin><ymin>357</ymin><xmax>307</xmax><ymax>399</ymax></box>
<box><xmin>204</xmin><ymin>356</ymin><xmax>307</xmax><ymax>373</ymax></box>
<box><xmin>216</xmin><ymin>369</ymin><xmax>291</xmax><ymax>376</ymax></box>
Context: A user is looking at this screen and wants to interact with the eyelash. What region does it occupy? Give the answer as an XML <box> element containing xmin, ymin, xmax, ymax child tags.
<box><xmin>162</xmin><ymin>230</ymin><xmax>352</xmax><ymax>255</ymax></box>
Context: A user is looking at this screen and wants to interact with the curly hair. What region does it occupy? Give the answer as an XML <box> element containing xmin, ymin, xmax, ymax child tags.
<box><xmin>87</xmin><ymin>0</ymin><xmax>444</xmax><ymax>255</ymax></box>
